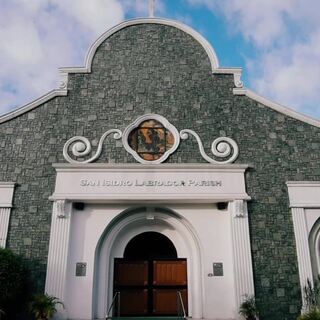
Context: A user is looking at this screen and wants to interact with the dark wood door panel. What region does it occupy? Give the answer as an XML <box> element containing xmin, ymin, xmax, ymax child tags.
<box><xmin>114</xmin><ymin>258</ymin><xmax>188</xmax><ymax>316</ymax></box>
<box><xmin>153</xmin><ymin>289</ymin><xmax>188</xmax><ymax>315</ymax></box>
<box><xmin>119</xmin><ymin>289</ymin><xmax>148</xmax><ymax>315</ymax></box>
<box><xmin>153</xmin><ymin>260</ymin><xmax>187</xmax><ymax>285</ymax></box>
<box><xmin>114</xmin><ymin>260</ymin><xmax>148</xmax><ymax>286</ymax></box>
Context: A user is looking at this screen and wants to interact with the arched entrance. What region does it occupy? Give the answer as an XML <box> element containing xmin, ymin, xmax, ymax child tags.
<box><xmin>114</xmin><ymin>232</ymin><xmax>187</xmax><ymax>316</ymax></box>
<box><xmin>94</xmin><ymin>207</ymin><xmax>203</xmax><ymax>320</ymax></box>
<box><xmin>124</xmin><ymin>232</ymin><xmax>177</xmax><ymax>259</ymax></box>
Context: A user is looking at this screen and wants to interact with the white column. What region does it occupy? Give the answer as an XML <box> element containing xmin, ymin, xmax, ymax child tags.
<box><xmin>230</xmin><ymin>200</ymin><xmax>255</xmax><ymax>309</ymax></box>
<box><xmin>0</xmin><ymin>208</ymin><xmax>11</xmax><ymax>248</ymax></box>
<box><xmin>45</xmin><ymin>200</ymin><xmax>72</xmax><ymax>320</ymax></box>
<box><xmin>291</xmin><ymin>207</ymin><xmax>313</xmax><ymax>310</ymax></box>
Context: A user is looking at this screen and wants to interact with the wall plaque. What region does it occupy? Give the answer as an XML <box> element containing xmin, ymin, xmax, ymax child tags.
<box><xmin>76</xmin><ymin>262</ymin><xmax>87</xmax><ymax>276</ymax></box>
<box><xmin>213</xmin><ymin>263</ymin><xmax>223</xmax><ymax>276</ymax></box>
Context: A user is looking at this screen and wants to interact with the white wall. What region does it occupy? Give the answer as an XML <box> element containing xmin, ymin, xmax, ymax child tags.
<box><xmin>64</xmin><ymin>203</ymin><xmax>237</xmax><ymax>320</ymax></box>
<box><xmin>171</xmin><ymin>204</ymin><xmax>236</xmax><ymax>319</ymax></box>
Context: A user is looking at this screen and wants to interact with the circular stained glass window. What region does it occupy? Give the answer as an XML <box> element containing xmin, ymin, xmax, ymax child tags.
<box><xmin>128</xmin><ymin>119</ymin><xmax>175</xmax><ymax>161</ymax></box>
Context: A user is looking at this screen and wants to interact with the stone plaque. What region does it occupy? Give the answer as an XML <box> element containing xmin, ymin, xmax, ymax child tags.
<box><xmin>213</xmin><ymin>263</ymin><xmax>223</xmax><ymax>276</ymax></box>
<box><xmin>76</xmin><ymin>262</ymin><xmax>87</xmax><ymax>276</ymax></box>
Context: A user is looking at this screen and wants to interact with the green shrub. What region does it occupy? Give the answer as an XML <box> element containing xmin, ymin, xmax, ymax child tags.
<box><xmin>299</xmin><ymin>277</ymin><xmax>320</xmax><ymax>320</ymax></box>
<box><xmin>298</xmin><ymin>307</ymin><xmax>320</xmax><ymax>320</ymax></box>
<box><xmin>29</xmin><ymin>294</ymin><xmax>63</xmax><ymax>320</ymax></box>
<box><xmin>239</xmin><ymin>295</ymin><xmax>259</xmax><ymax>320</ymax></box>
<box><xmin>304</xmin><ymin>277</ymin><xmax>320</xmax><ymax>310</ymax></box>
<box><xmin>0</xmin><ymin>248</ymin><xmax>29</xmax><ymax>318</ymax></box>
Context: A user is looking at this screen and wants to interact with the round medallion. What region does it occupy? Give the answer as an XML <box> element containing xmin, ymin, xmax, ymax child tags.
<box><xmin>122</xmin><ymin>114</ymin><xmax>180</xmax><ymax>164</ymax></box>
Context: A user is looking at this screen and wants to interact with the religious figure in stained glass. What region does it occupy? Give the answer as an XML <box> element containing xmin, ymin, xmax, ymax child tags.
<box><xmin>128</xmin><ymin>119</ymin><xmax>174</xmax><ymax>161</ymax></box>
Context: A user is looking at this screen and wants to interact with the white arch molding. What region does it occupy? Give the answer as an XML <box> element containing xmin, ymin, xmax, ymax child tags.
<box><xmin>314</xmin><ymin>228</ymin><xmax>320</xmax><ymax>276</ymax></box>
<box><xmin>93</xmin><ymin>207</ymin><xmax>204</xmax><ymax>320</ymax></box>
<box><xmin>308</xmin><ymin>217</ymin><xmax>320</xmax><ymax>279</ymax></box>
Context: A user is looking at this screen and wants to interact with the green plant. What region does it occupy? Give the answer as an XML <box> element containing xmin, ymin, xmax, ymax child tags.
<box><xmin>29</xmin><ymin>294</ymin><xmax>63</xmax><ymax>320</ymax></box>
<box><xmin>298</xmin><ymin>307</ymin><xmax>320</xmax><ymax>320</ymax></box>
<box><xmin>239</xmin><ymin>295</ymin><xmax>259</xmax><ymax>320</ymax></box>
<box><xmin>0</xmin><ymin>248</ymin><xmax>29</xmax><ymax>318</ymax></box>
<box><xmin>304</xmin><ymin>277</ymin><xmax>320</xmax><ymax>310</ymax></box>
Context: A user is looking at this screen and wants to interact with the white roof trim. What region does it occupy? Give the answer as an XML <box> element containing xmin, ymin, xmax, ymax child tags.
<box><xmin>286</xmin><ymin>181</ymin><xmax>320</xmax><ymax>187</ymax></box>
<box><xmin>234</xmin><ymin>88</ymin><xmax>320</xmax><ymax>128</ymax></box>
<box><xmin>59</xmin><ymin>17</ymin><xmax>220</xmax><ymax>73</ymax></box>
<box><xmin>0</xmin><ymin>89</ymin><xmax>67</xmax><ymax>124</ymax></box>
<box><xmin>0</xmin><ymin>17</ymin><xmax>319</xmax><ymax>129</ymax></box>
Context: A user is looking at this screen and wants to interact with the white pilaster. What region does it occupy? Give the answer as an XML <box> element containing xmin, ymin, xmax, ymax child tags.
<box><xmin>0</xmin><ymin>182</ymin><xmax>15</xmax><ymax>248</ymax></box>
<box><xmin>230</xmin><ymin>200</ymin><xmax>255</xmax><ymax>309</ymax></box>
<box><xmin>291</xmin><ymin>207</ymin><xmax>313</xmax><ymax>309</ymax></box>
<box><xmin>0</xmin><ymin>208</ymin><xmax>11</xmax><ymax>248</ymax></box>
<box><xmin>45</xmin><ymin>200</ymin><xmax>72</xmax><ymax>319</ymax></box>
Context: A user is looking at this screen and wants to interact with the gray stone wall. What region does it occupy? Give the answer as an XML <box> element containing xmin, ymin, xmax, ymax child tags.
<box><xmin>1</xmin><ymin>23</ymin><xmax>320</xmax><ymax>319</ymax></box>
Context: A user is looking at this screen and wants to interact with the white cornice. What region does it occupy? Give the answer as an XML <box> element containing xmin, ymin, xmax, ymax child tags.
<box><xmin>52</xmin><ymin>163</ymin><xmax>249</xmax><ymax>171</ymax></box>
<box><xmin>0</xmin><ymin>182</ymin><xmax>15</xmax><ymax>207</ymax></box>
<box><xmin>234</xmin><ymin>88</ymin><xmax>320</xmax><ymax>128</ymax></box>
<box><xmin>287</xmin><ymin>181</ymin><xmax>320</xmax><ymax>208</ymax></box>
<box><xmin>214</xmin><ymin>68</ymin><xmax>244</xmax><ymax>88</ymax></box>
<box><xmin>49</xmin><ymin>194</ymin><xmax>251</xmax><ymax>203</ymax></box>
<box><xmin>50</xmin><ymin>163</ymin><xmax>250</xmax><ymax>203</ymax></box>
<box><xmin>0</xmin><ymin>182</ymin><xmax>16</xmax><ymax>187</ymax></box>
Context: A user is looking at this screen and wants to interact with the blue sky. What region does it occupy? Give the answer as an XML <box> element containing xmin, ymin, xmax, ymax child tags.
<box><xmin>0</xmin><ymin>0</ymin><xmax>320</xmax><ymax>119</ymax></box>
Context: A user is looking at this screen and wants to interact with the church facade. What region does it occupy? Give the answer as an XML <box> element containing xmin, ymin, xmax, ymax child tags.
<box><xmin>1</xmin><ymin>18</ymin><xmax>320</xmax><ymax>320</ymax></box>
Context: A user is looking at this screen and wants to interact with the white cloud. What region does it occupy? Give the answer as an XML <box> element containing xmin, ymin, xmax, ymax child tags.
<box><xmin>253</xmin><ymin>30</ymin><xmax>320</xmax><ymax>114</ymax></box>
<box><xmin>0</xmin><ymin>0</ymin><xmax>126</xmax><ymax>115</ymax></box>
<box><xmin>51</xmin><ymin>0</ymin><xmax>124</xmax><ymax>35</ymax></box>
<box><xmin>1</xmin><ymin>0</ymin><xmax>320</xmax><ymax>119</ymax></box>
<box><xmin>189</xmin><ymin>0</ymin><xmax>293</xmax><ymax>46</ymax></box>
<box><xmin>188</xmin><ymin>0</ymin><xmax>320</xmax><ymax>119</ymax></box>
<box><xmin>0</xmin><ymin>20</ymin><xmax>43</xmax><ymax>65</ymax></box>
<box><xmin>120</xmin><ymin>0</ymin><xmax>166</xmax><ymax>17</ymax></box>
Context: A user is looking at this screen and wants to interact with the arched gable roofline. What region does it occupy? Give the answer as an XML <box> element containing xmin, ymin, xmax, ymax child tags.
<box><xmin>1</xmin><ymin>18</ymin><xmax>320</xmax><ymax>129</ymax></box>
<box><xmin>60</xmin><ymin>18</ymin><xmax>220</xmax><ymax>73</ymax></box>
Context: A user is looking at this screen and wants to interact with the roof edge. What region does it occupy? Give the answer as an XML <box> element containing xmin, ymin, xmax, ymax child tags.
<box><xmin>0</xmin><ymin>18</ymin><xmax>319</xmax><ymax>129</ymax></box>
<box><xmin>233</xmin><ymin>88</ymin><xmax>320</xmax><ymax>128</ymax></box>
<box><xmin>60</xmin><ymin>17</ymin><xmax>220</xmax><ymax>73</ymax></box>
<box><xmin>0</xmin><ymin>89</ymin><xmax>67</xmax><ymax>124</ymax></box>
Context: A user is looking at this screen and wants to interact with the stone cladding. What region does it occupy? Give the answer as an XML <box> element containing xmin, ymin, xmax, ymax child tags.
<box><xmin>1</xmin><ymin>23</ymin><xmax>320</xmax><ymax>319</ymax></box>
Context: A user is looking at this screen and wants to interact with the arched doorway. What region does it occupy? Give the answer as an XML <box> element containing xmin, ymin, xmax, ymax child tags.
<box><xmin>114</xmin><ymin>232</ymin><xmax>188</xmax><ymax>316</ymax></box>
<box><xmin>94</xmin><ymin>207</ymin><xmax>203</xmax><ymax>320</ymax></box>
<box><xmin>123</xmin><ymin>232</ymin><xmax>178</xmax><ymax>259</ymax></box>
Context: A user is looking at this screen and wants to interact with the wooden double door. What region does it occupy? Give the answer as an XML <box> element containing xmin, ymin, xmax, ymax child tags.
<box><xmin>114</xmin><ymin>258</ymin><xmax>188</xmax><ymax>316</ymax></box>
